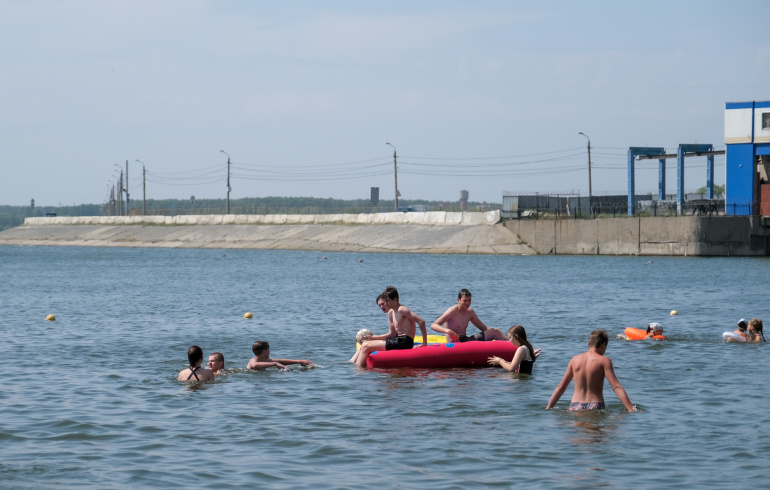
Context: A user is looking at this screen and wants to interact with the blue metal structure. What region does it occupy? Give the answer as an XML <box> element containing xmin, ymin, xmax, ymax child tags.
<box><xmin>676</xmin><ymin>144</ymin><xmax>713</xmax><ymax>214</ymax></box>
<box><xmin>628</xmin><ymin>147</ymin><xmax>665</xmax><ymax>216</ymax></box>
<box><xmin>725</xmin><ymin>101</ymin><xmax>770</xmax><ymax>216</ymax></box>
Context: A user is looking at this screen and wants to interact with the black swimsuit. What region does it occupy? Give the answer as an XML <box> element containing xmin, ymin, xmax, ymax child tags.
<box><xmin>186</xmin><ymin>366</ymin><xmax>200</xmax><ymax>381</ymax></box>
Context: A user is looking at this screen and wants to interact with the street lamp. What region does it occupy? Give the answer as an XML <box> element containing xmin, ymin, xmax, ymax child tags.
<box><xmin>385</xmin><ymin>142</ymin><xmax>399</xmax><ymax>210</ymax></box>
<box><xmin>135</xmin><ymin>159</ymin><xmax>147</xmax><ymax>215</ymax></box>
<box><xmin>220</xmin><ymin>150</ymin><xmax>231</xmax><ymax>214</ymax></box>
<box><xmin>578</xmin><ymin>131</ymin><xmax>593</xmax><ymax>204</ymax></box>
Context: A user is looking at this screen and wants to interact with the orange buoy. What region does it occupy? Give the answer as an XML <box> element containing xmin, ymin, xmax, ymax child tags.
<box><xmin>243</xmin><ymin>312</ymin><xmax>253</xmax><ymax>319</ymax></box>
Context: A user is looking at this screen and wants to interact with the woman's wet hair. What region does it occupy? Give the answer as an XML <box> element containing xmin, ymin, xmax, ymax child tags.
<box><xmin>188</xmin><ymin>345</ymin><xmax>203</xmax><ymax>366</ymax></box>
<box><xmin>458</xmin><ymin>288</ymin><xmax>472</xmax><ymax>299</ymax></box>
<box><xmin>588</xmin><ymin>329</ymin><xmax>609</xmax><ymax>348</ymax></box>
<box><xmin>749</xmin><ymin>318</ymin><xmax>765</xmax><ymax>342</ymax></box>
<box><xmin>507</xmin><ymin>325</ymin><xmax>535</xmax><ymax>360</ymax></box>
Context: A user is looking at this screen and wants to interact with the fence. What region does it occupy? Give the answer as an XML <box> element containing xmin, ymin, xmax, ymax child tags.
<box><xmin>502</xmin><ymin>194</ymin><xmax>738</xmax><ymax>219</ymax></box>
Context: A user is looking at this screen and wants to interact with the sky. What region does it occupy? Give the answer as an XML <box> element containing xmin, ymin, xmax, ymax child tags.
<box><xmin>2</xmin><ymin>0</ymin><xmax>769</xmax><ymax>207</ymax></box>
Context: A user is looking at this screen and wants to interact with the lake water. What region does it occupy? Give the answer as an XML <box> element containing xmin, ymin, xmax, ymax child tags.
<box><xmin>1</xmin><ymin>245</ymin><xmax>768</xmax><ymax>488</ymax></box>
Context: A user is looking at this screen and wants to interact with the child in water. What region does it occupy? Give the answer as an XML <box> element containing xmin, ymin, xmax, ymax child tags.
<box><xmin>747</xmin><ymin>318</ymin><xmax>765</xmax><ymax>343</ymax></box>
<box><xmin>645</xmin><ymin>322</ymin><xmax>664</xmax><ymax>339</ymax></box>
<box><xmin>488</xmin><ymin>325</ymin><xmax>541</xmax><ymax>374</ymax></box>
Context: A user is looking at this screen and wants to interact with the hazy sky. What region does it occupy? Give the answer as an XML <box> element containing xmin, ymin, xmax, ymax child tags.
<box><xmin>2</xmin><ymin>0</ymin><xmax>768</xmax><ymax>207</ymax></box>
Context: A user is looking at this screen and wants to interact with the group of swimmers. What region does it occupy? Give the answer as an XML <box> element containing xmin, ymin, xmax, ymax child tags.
<box><xmin>725</xmin><ymin>318</ymin><xmax>766</xmax><ymax>343</ymax></box>
<box><xmin>179</xmin><ymin>286</ymin><xmax>764</xmax><ymax>412</ymax></box>
<box><xmin>177</xmin><ymin>341</ymin><xmax>314</xmax><ymax>382</ymax></box>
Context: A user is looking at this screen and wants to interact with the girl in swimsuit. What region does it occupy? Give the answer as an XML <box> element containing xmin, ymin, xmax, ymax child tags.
<box><xmin>177</xmin><ymin>345</ymin><xmax>215</xmax><ymax>382</ymax></box>
<box><xmin>488</xmin><ymin>325</ymin><xmax>540</xmax><ymax>374</ymax></box>
<box><xmin>747</xmin><ymin>318</ymin><xmax>765</xmax><ymax>343</ymax></box>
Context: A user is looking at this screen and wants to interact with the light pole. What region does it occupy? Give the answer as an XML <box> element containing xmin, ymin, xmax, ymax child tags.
<box><xmin>578</xmin><ymin>131</ymin><xmax>593</xmax><ymax>204</ymax></box>
<box><xmin>220</xmin><ymin>150</ymin><xmax>231</xmax><ymax>214</ymax></box>
<box><xmin>135</xmin><ymin>160</ymin><xmax>147</xmax><ymax>215</ymax></box>
<box><xmin>385</xmin><ymin>142</ymin><xmax>399</xmax><ymax>210</ymax></box>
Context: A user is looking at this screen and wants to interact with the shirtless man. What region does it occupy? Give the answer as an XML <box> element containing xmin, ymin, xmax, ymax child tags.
<box><xmin>208</xmin><ymin>352</ymin><xmax>225</xmax><ymax>375</ymax></box>
<box><xmin>546</xmin><ymin>329</ymin><xmax>635</xmax><ymax>412</ymax></box>
<box><xmin>355</xmin><ymin>287</ymin><xmax>427</xmax><ymax>369</ymax></box>
<box><xmin>178</xmin><ymin>345</ymin><xmax>215</xmax><ymax>382</ymax></box>
<box><xmin>431</xmin><ymin>289</ymin><xmax>507</xmax><ymax>342</ymax></box>
<box><xmin>247</xmin><ymin>341</ymin><xmax>314</xmax><ymax>371</ymax></box>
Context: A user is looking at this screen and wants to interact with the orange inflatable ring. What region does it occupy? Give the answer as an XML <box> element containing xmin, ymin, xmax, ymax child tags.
<box><xmin>624</xmin><ymin>327</ymin><xmax>666</xmax><ymax>340</ymax></box>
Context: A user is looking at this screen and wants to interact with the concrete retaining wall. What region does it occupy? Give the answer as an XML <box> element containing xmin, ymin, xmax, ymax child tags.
<box><xmin>503</xmin><ymin>216</ymin><xmax>770</xmax><ymax>256</ymax></box>
<box><xmin>5</xmin><ymin>212</ymin><xmax>770</xmax><ymax>256</ymax></box>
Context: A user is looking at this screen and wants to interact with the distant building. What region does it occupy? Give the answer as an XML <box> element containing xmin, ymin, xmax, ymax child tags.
<box><xmin>459</xmin><ymin>190</ymin><xmax>469</xmax><ymax>212</ymax></box>
<box><xmin>725</xmin><ymin>101</ymin><xmax>770</xmax><ymax>215</ymax></box>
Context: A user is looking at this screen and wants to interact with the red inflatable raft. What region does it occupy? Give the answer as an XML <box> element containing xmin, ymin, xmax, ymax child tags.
<box><xmin>366</xmin><ymin>341</ymin><xmax>518</xmax><ymax>369</ymax></box>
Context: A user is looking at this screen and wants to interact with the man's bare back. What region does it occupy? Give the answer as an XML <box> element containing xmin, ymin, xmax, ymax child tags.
<box><xmin>546</xmin><ymin>330</ymin><xmax>635</xmax><ymax>412</ymax></box>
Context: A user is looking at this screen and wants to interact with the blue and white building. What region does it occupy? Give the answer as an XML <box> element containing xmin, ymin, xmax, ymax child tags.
<box><xmin>725</xmin><ymin>101</ymin><xmax>770</xmax><ymax>215</ymax></box>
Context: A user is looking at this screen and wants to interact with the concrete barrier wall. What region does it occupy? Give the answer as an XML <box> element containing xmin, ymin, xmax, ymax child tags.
<box><xmin>23</xmin><ymin>210</ymin><xmax>502</xmax><ymax>227</ymax></box>
<box><xmin>503</xmin><ymin>216</ymin><xmax>770</xmax><ymax>256</ymax></box>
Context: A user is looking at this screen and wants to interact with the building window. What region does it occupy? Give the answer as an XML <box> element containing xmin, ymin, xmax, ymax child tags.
<box><xmin>764</xmin><ymin>112</ymin><xmax>770</xmax><ymax>129</ymax></box>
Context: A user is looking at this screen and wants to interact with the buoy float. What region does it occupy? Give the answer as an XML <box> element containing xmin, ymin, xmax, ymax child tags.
<box><xmin>243</xmin><ymin>312</ymin><xmax>253</xmax><ymax>319</ymax></box>
<box><xmin>358</xmin><ymin>260</ymin><xmax>364</xmax><ymax>263</ymax></box>
<box><xmin>46</xmin><ymin>314</ymin><xmax>56</xmax><ymax>321</ymax></box>
<box><xmin>323</xmin><ymin>257</ymin><xmax>327</xmax><ymax>260</ymax></box>
<box><xmin>670</xmin><ymin>310</ymin><xmax>679</xmax><ymax>316</ymax></box>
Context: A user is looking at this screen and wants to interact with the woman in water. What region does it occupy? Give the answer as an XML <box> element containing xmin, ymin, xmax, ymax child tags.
<box><xmin>488</xmin><ymin>325</ymin><xmax>539</xmax><ymax>374</ymax></box>
<box><xmin>747</xmin><ymin>318</ymin><xmax>765</xmax><ymax>343</ymax></box>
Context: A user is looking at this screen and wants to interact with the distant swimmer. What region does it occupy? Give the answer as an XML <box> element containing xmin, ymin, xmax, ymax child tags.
<box><xmin>747</xmin><ymin>318</ymin><xmax>765</xmax><ymax>343</ymax></box>
<box><xmin>431</xmin><ymin>289</ymin><xmax>507</xmax><ymax>342</ymax></box>
<box><xmin>247</xmin><ymin>341</ymin><xmax>314</xmax><ymax>370</ymax></box>
<box><xmin>546</xmin><ymin>329</ymin><xmax>635</xmax><ymax>412</ymax></box>
<box><xmin>724</xmin><ymin>319</ymin><xmax>749</xmax><ymax>343</ymax></box>
<box><xmin>355</xmin><ymin>286</ymin><xmax>428</xmax><ymax>369</ymax></box>
<box><xmin>208</xmin><ymin>352</ymin><xmax>225</xmax><ymax>375</ymax></box>
<box><xmin>178</xmin><ymin>345</ymin><xmax>215</xmax><ymax>382</ymax></box>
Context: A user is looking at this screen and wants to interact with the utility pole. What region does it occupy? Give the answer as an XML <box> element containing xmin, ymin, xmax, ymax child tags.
<box><xmin>220</xmin><ymin>150</ymin><xmax>231</xmax><ymax>214</ymax></box>
<box><xmin>136</xmin><ymin>160</ymin><xmax>147</xmax><ymax>216</ymax></box>
<box><xmin>386</xmin><ymin>142</ymin><xmax>399</xmax><ymax>210</ymax></box>
<box><xmin>578</xmin><ymin>131</ymin><xmax>593</xmax><ymax>205</ymax></box>
<box><xmin>125</xmin><ymin>160</ymin><xmax>130</xmax><ymax>215</ymax></box>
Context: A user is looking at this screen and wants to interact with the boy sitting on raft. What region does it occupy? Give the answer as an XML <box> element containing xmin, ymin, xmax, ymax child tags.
<box><xmin>431</xmin><ymin>288</ymin><xmax>507</xmax><ymax>342</ymax></box>
<box><xmin>355</xmin><ymin>287</ymin><xmax>427</xmax><ymax>369</ymax></box>
<box><xmin>247</xmin><ymin>341</ymin><xmax>314</xmax><ymax>370</ymax></box>
<box><xmin>546</xmin><ymin>329</ymin><xmax>635</xmax><ymax>412</ymax></box>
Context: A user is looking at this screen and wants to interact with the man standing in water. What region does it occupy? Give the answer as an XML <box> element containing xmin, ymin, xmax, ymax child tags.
<box><xmin>431</xmin><ymin>289</ymin><xmax>507</xmax><ymax>342</ymax></box>
<box><xmin>178</xmin><ymin>345</ymin><xmax>215</xmax><ymax>382</ymax></box>
<box><xmin>355</xmin><ymin>287</ymin><xmax>427</xmax><ymax>369</ymax></box>
<box><xmin>546</xmin><ymin>329</ymin><xmax>635</xmax><ymax>412</ymax></box>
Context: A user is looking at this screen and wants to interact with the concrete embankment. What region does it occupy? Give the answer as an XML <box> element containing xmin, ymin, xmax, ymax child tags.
<box><xmin>2</xmin><ymin>211</ymin><xmax>769</xmax><ymax>256</ymax></box>
<box><xmin>0</xmin><ymin>211</ymin><xmax>535</xmax><ymax>255</ymax></box>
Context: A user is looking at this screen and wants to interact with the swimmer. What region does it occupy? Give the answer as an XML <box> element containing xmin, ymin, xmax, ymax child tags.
<box><xmin>488</xmin><ymin>325</ymin><xmax>542</xmax><ymax>374</ymax></box>
<box><xmin>645</xmin><ymin>322</ymin><xmax>664</xmax><ymax>339</ymax></box>
<box><xmin>247</xmin><ymin>341</ymin><xmax>314</xmax><ymax>370</ymax></box>
<box><xmin>208</xmin><ymin>352</ymin><xmax>225</xmax><ymax>375</ymax></box>
<box><xmin>431</xmin><ymin>289</ymin><xmax>507</xmax><ymax>342</ymax></box>
<box><xmin>747</xmin><ymin>318</ymin><xmax>765</xmax><ymax>343</ymax></box>
<box><xmin>546</xmin><ymin>329</ymin><xmax>635</xmax><ymax>412</ymax></box>
<box><xmin>725</xmin><ymin>319</ymin><xmax>749</xmax><ymax>342</ymax></box>
<box><xmin>355</xmin><ymin>287</ymin><xmax>427</xmax><ymax>369</ymax></box>
<box><xmin>178</xmin><ymin>345</ymin><xmax>215</xmax><ymax>382</ymax></box>
<box><xmin>348</xmin><ymin>291</ymin><xmax>388</xmax><ymax>364</ymax></box>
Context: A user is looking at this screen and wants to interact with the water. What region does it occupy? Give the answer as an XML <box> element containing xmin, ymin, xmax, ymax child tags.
<box><xmin>1</xmin><ymin>245</ymin><xmax>768</xmax><ymax>488</ymax></box>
